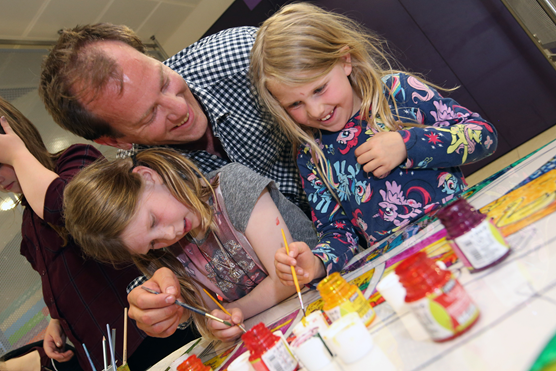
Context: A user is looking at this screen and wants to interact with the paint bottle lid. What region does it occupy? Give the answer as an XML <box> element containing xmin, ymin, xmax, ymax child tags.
<box><xmin>227</xmin><ymin>351</ymin><xmax>256</xmax><ymax>371</ymax></box>
<box><xmin>177</xmin><ymin>354</ymin><xmax>212</xmax><ymax>371</ymax></box>
<box><xmin>317</xmin><ymin>272</ymin><xmax>352</xmax><ymax>308</ymax></box>
<box><xmin>376</xmin><ymin>272</ymin><xmax>408</xmax><ymax>315</ymax></box>
<box><xmin>436</xmin><ymin>197</ymin><xmax>485</xmax><ymax>239</ymax></box>
<box><xmin>395</xmin><ymin>251</ymin><xmax>450</xmax><ymax>302</ymax></box>
<box><xmin>291</xmin><ymin>330</ymin><xmax>334</xmax><ymax>371</ymax></box>
<box><xmin>241</xmin><ymin>323</ymin><xmax>279</xmax><ymax>361</ymax></box>
<box><xmin>322</xmin><ymin>312</ymin><xmax>374</xmax><ymax>364</ymax></box>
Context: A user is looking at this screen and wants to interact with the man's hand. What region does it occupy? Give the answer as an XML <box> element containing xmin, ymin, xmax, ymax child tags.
<box><xmin>127</xmin><ymin>267</ymin><xmax>185</xmax><ymax>338</ymax></box>
<box><xmin>354</xmin><ymin>131</ymin><xmax>407</xmax><ymax>178</ymax></box>
<box><xmin>43</xmin><ymin>319</ymin><xmax>74</xmax><ymax>362</ymax></box>
<box><xmin>274</xmin><ymin>242</ymin><xmax>325</xmax><ymax>286</ymax></box>
<box><xmin>207</xmin><ymin>308</ymin><xmax>244</xmax><ymax>343</ymax></box>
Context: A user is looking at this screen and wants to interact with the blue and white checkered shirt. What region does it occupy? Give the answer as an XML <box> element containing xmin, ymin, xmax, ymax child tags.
<box><xmin>121</xmin><ymin>26</ymin><xmax>307</xmax><ymax>211</ymax></box>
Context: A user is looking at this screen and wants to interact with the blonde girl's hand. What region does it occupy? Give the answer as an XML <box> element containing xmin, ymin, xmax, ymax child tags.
<box><xmin>207</xmin><ymin>307</ymin><xmax>244</xmax><ymax>342</ymax></box>
<box><xmin>274</xmin><ymin>241</ymin><xmax>325</xmax><ymax>286</ymax></box>
<box><xmin>354</xmin><ymin>131</ymin><xmax>407</xmax><ymax>178</ymax></box>
<box><xmin>0</xmin><ymin>116</ymin><xmax>27</xmax><ymax>166</ymax></box>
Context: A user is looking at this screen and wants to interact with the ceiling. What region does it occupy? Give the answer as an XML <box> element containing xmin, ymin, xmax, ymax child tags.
<box><xmin>0</xmin><ymin>0</ymin><xmax>235</xmax><ymax>155</ymax></box>
<box><xmin>0</xmin><ymin>0</ymin><xmax>234</xmax><ymax>55</ymax></box>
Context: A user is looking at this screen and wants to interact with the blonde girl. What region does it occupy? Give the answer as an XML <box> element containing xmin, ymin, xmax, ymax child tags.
<box><xmin>251</xmin><ymin>3</ymin><xmax>498</xmax><ymax>285</ymax></box>
<box><xmin>63</xmin><ymin>148</ymin><xmax>317</xmax><ymax>340</ymax></box>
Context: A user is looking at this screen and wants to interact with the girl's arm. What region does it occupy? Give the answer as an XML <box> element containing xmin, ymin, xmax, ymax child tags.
<box><xmin>391</xmin><ymin>73</ymin><xmax>497</xmax><ymax>169</ymax></box>
<box><xmin>0</xmin><ymin>118</ymin><xmax>58</xmax><ymax>219</ymax></box>
<box><xmin>224</xmin><ymin>188</ymin><xmax>298</xmax><ymax>319</ymax></box>
<box><xmin>296</xmin><ymin>147</ymin><xmax>360</xmax><ymax>277</ymax></box>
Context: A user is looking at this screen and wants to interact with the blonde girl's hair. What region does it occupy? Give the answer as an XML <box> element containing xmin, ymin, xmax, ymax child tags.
<box><xmin>251</xmin><ymin>3</ymin><xmax>439</xmax><ymax>195</ymax></box>
<box><xmin>63</xmin><ymin>148</ymin><xmax>218</xmax><ymax>338</ymax></box>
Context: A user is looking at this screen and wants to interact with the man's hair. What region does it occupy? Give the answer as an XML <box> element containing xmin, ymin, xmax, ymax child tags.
<box><xmin>39</xmin><ymin>23</ymin><xmax>145</xmax><ymax>140</ymax></box>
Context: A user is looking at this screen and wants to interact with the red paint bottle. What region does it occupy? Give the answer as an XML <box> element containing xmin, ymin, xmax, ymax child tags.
<box><xmin>436</xmin><ymin>197</ymin><xmax>510</xmax><ymax>272</ymax></box>
<box><xmin>177</xmin><ymin>354</ymin><xmax>212</xmax><ymax>371</ymax></box>
<box><xmin>241</xmin><ymin>323</ymin><xmax>298</xmax><ymax>371</ymax></box>
<box><xmin>395</xmin><ymin>251</ymin><xmax>480</xmax><ymax>342</ymax></box>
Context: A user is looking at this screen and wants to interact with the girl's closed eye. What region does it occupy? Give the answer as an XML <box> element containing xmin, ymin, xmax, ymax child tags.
<box><xmin>314</xmin><ymin>84</ymin><xmax>327</xmax><ymax>95</ymax></box>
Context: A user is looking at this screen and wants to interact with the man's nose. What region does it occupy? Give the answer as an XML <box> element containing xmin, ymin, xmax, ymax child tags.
<box><xmin>165</xmin><ymin>95</ymin><xmax>188</xmax><ymax>123</ymax></box>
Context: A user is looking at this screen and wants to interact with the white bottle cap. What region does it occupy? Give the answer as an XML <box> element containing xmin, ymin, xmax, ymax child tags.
<box><xmin>376</xmin><ymin>272</ymin><xmax>408</xmax><ymax>315</ymax></box>
<box><xmin>322</xmin><ymin>312</ymin><xmax>373</xmax><ymax>364</ymax></box>
<box><xmin>292</xmin><ymin>333</ymin><xmax>334</xmax><ymax>371</ymax></box>
<box><xmin>227</xmin><ymin>351</ymin><xmax>255</xmax><ymax>371</ymax></box>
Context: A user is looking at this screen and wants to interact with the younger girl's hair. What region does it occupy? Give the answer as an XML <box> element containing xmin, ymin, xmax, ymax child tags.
<box><xmin>251</xmin><ymin>3</ymin><xmax>438</xmax><ymax>194</ymax></box>
<box><xmin>64</xmin><ymin>148</ymin><xmax>217</xmax><ymax>338</ymax></box>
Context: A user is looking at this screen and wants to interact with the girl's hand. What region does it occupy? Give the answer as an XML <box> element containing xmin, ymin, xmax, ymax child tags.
<box><xmin>354</xmin><ymin>131</ymin><xmax>407</xmax><ymax>178</ymax></box>
<box><xmin>0</xmin><ymin>116</ymin><xmax>27</xmax><ymax>166</ymax></box>
<box><xmin>43</xmin><ymin>319</ymin><xmax>74</xmax><ymax>362</ymax></box>
<box><xmin>207</xmin><ymin>308</ymin><xmax>244</xmax><ymax>342</ymax></box>
<box><xmin>274</xmin><ymin>242</ymin><xmax>325</xmax><ymax>286</ymax></box>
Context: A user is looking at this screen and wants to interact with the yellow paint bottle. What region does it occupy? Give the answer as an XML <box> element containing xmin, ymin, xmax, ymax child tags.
<box><xmin>317</xmin><ymin>272</ymin><xmax>376</xmax><ymax>328</ymax></box>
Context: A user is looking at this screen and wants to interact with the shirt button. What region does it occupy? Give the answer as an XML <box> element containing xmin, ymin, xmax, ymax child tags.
<box><xmin>275</xmin><ymin>182</ymin><xmax>280</xmax><ymax>188</ymax></box>
<box><xmin>211</xmin><ymin>155</ymin><xmax>218</xmax><ymax>160</ymax></box>
<box><xmin>41</xmin><ymin>271</ymin><xmax>46</xmax><ymax>276</ymax></box>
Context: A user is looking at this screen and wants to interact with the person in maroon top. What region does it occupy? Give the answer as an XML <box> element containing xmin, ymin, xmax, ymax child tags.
<box><xmin>0</xmin><ymin>97</ymin><xmax>197</xmax><ymax>371</ymax></box>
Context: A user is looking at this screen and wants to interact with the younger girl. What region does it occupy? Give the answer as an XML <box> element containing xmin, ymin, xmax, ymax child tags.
<box><xmin>250</xmin><ymin>3</ymin><xmax>498</xmax><ymax>284</ymax></box>
<box><xmin>63</xmin><ymin>148</ymin><xmax>317</xmax><ymax>340</ymax></box>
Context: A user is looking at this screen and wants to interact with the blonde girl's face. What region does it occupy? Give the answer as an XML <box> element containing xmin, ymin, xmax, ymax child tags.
<box><xmin>121</xmin><ymin>166</ymin><xmax>201</xmax><ymax>255</ymax></box>
<box><xmin>0</xmin><ymin>164</ymin><xmax>21</xmax><ymax>194</ymax></box>
<box><xmin>267</xmin><ymin>58</ymin><xmax>362</xmax><ymax>133</ymax></box>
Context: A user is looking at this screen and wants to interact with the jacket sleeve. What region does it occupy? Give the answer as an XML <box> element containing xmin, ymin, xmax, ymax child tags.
<box><xmin>297</xmin><ymin>145</ymin><xmax>359</xmax><ymax>275</ymax></box>
<box><xmin>386</xmin><ymin>73</ymin><xmax>498</xmax><ymax>170</ymax></box>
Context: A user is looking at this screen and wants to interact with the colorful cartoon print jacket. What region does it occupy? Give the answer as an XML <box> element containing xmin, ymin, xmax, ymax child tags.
<box><xmin>297</xmin><ymin>73</ymin><xmax>498</xmax><ymax>275</ymax></box>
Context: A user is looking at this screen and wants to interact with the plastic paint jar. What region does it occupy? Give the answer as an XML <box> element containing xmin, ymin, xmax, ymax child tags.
<box><xmin>436</xmin><ymin>197</ymin><xmax>510</xmax><ymax>272</ymax></box>
<box><xmin>241</xmin><ymin>323</ymin><xmax>298</xmax><ymax>371</ymax></box>
<box><xmin>177</xmin><ymin>354</ymin><xmax>212</xmax><ymax>371</ymax></box>
<box><xmin>292</xmin><ymin>310</ymin><xmax>329</xmax><ymax>338</ymax></box>
<box><xmin>317</xmin><ymin>272</ymin><xmax>376</xmax><ymax>328</ymax></box>
<box><xmin>291</xmin><ymin>328</ymin><xmax>340</xmax><ymax>371</ymax></box>
<box><xmin>395</xmin><ymin>251</ymin><xmax>480</xmax><ymax>342</ymax></box>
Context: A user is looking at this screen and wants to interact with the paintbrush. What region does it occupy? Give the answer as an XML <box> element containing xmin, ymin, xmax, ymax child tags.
<box><xmin>281</xmin><ymin>228</ymin><xmax>307</xmax><ymax>317</ymax></box>
<box><xmin>140</xmin><ymin>286</ymin><xmax>234</xmax><ymax>328</ymax></box>
<box><xmin>202</xmin><ymin>288</ymin><xmax>247</xmax><ymax>333</ymax></box>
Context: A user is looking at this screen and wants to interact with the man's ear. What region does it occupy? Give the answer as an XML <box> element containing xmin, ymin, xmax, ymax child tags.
<box><xmin>131</xmin><ymin>166</ymin><xmax>162</xmax><ymax>186</ymax></box>
<box><xmin>94</xmin><ymin>136</ymin><xmax>133</xmax><ymax>150</ymax></box>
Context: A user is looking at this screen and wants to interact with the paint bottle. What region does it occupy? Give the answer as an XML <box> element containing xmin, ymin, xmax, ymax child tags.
<box><xmin>317</xmin><ymin>272</ymin><xmax>376</xmax><ymax>328</ymax></box>
<box><xmin>241</xmin><ymin>323</ymin><xmax>298</xmax><ymax>371</ymax></box>
<box><xmin>436</xmin><ymin>197</ymin><xmax>510</xmax><ymax>272</ymax></box>
<box><xmin>177</xmin><ymin>354</ymin><xmax>212</xmax><ymax>371</ymax></box>
<box><xmin>291</xmin><ymin>328</ymin><xmax>341</xmax><ymax>371</ymax></box>
<box><xmin>395</xmin><ymin>251</ymin><xmax>480</xmax><ymax>342</ymax></box>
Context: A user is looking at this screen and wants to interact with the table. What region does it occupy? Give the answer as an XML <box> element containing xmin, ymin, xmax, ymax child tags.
<box><xmin>150</xmin><ymin>139</ymin><xmax>556</xmax><ymax>371</ymax></box>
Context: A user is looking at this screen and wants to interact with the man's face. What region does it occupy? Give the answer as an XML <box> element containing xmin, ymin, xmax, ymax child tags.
<box><xmin>82</xmin><ymin>41</ymin><xmax>209</xmax><ymax>149</ymax></box>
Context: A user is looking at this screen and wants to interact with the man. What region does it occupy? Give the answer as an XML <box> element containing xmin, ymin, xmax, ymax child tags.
<box><xmin>39</xmin><ymin>24</ymin><xmax>309</xmax><ymax>340</ymax></box>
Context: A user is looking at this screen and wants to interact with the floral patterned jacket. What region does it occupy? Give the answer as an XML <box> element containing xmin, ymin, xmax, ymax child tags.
<box><xmin>297</xmin><ymin>73</ymin><xmax>498</xmax><ymax>274</ymax></box>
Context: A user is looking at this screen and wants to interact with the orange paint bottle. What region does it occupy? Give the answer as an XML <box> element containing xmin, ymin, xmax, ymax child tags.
<box><xmin>177</xmin><ymin>354</ymin><xmax>212</xmax><ymax>371</ymax></box>
<box><xmin>317</xmin><ymin>272</ymin><xmax>376</xmax><ymax>328</ymax></box>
